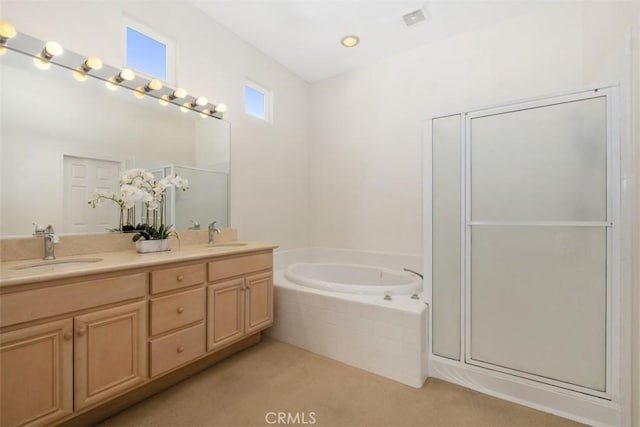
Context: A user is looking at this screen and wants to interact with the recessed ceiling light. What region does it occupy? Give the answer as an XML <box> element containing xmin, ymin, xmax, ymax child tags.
<box><xmin>340</xmin><ymin>35</ymin><xmax>360</xmax><ymax>48</ymax></box>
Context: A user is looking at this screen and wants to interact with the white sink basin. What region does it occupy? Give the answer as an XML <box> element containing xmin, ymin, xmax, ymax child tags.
<box><xmin>13</xmin><ymin>257</ymin><xmax>104</xmax><ymax>271</ymax></box>
<box><xmin>205</xmin><ymin>242</ymin><xmax>248</xmax><ymax>248</ymax></box>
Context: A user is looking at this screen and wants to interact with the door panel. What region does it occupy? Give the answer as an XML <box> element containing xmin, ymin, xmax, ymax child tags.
<box><xmin>469</xmin><ymin>226</ymin><xmax>607</xmax><ymax>391</ymax></box>
<box><xmin>207</xmin><ymin>278</ymin><xmax>245</xmax><ymax>351</ymax></box>
<box><xmin>0</xmin><ymin>319</ymin><xmax>73</xmax><ymax>427</ymax></box>
<box><xmin>432</xmin><ymin>114</ymin><xmax>462</xmax><ymax>360</ymax></box>
<box><xmin>74</xmin><ymin>301</ymin><xmax>146</xmax><ymax>410</ymax></box>
<box><xmin>245</xmin><ymin>272</ymin><xmax>273</xmax><ymax>334</ymax></box>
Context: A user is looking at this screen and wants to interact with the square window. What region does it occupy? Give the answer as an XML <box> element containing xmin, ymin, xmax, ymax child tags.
<box><xmin>244</xmin><ymin>81</ymin><xmax>270</xmax><ymax>121</ymax></box>
<box><xmin>126</xmin><ymin>27</ymin><xmax>167</xmax><ymax>81</ymax></box>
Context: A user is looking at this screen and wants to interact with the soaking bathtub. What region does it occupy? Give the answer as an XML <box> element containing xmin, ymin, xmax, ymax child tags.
<box><xmin>268</xmin><ymin>252</ymin><xmax>429</xmax><ymax>388</ymax></box>
<box><xmin>284</xmin><ymin>262</ymin><xmax>422</xmax><ymax>295</ymax></box>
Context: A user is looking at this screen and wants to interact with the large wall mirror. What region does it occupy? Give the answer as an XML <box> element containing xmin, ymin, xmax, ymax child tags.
<box><xmin>0</xmin><ymin>31</ymin><xmax>230</xmax><ymax>237</ymax></box>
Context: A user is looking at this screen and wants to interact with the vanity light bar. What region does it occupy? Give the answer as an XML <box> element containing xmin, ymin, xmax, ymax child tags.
<box><xmin>2</xmin><ymin>25</ymin><xmax>227</xmax><ymax>118</ymax></box>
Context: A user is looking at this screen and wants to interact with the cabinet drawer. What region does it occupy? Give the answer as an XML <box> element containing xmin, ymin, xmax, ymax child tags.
<box><xmin>207</xmin><ymin>252</ymin><xmax>272</xmax><ymax>282</ymax></box>
<box><xmin>1</xmin><ymin>273</ymin><xmax>146</xmax><ymax>327</ymax></box>
<box><xmin>150</xmin><ymin>264</ymin><xmax>205</xmax><ymax>294</ymax></box>
<box><xmin>150</xmin><ymin>288</ymin><xmax>204</xmax><ymax>336</ymax></box>
<box><xmin>149</xmin><ymin>323</ymin><xmax>205</xmax><ymax>377</ymax></box>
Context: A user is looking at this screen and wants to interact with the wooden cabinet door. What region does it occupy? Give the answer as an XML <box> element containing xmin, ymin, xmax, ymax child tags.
<box><xmin>1</xmin><ymin>319</ymin><xmax>73</xmax><ymax>427</ymax></box>
<box><xmin>74</xmin><ymin>301</ymin><xmax>146</xmax><ymax>410</ymax></box>
<box><xmin>207</xmin><ymin>278</ymin><xmax>245</xmax><ymax>352</ymax></box>
<box><xmin>245</xmin><ymin>272</ymin><xmax>273</xmax><ymax>334</ymax></box>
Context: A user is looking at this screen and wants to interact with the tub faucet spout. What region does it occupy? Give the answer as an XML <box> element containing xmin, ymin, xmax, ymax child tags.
<box><xmin>403</xmin><ymin>268</ymin><xmax>423</xmax><ymax>300</ymax></box>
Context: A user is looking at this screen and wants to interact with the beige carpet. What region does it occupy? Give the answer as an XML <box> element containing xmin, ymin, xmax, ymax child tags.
<box><xmin>100</xmin><ymin>336</ymin><xmax>583</xmax><ymax>427</ymax></box>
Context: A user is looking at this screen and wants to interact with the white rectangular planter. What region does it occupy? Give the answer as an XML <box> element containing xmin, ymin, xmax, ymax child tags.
<box><xmin>135</xmin><ymin>239</ymin><xmax>172</xmax><ymax>254</ymax></box>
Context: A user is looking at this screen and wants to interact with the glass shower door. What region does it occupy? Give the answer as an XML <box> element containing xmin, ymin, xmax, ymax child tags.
<box><xmin>466</xmin><ymin>92</ymin><xmax>611</xmax><ymax>394</ymax></box>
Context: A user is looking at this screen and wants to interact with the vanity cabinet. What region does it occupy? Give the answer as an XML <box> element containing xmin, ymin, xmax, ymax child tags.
<box><xmin>0</xmin><ymin>319</ymin><xmax>73</xmax><ymax>427</ymax></box>
<box><xmin>0</xmin><ymin>273</ymin><xmax>147</xmax><ymax>427</ymax></box>
<box><xmin>207</xmin><ymin>253</ymin><xmax>273</xmax><ymax>352</ymax></box>
<box><xmin>0</xmin><ymin>245</ymin><xmax>275</xmax><ymax>426</ymax></box>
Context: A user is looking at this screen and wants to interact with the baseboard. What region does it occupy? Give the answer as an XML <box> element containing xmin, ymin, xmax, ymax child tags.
<box><xmin>430</xmin><ymin>356</ymin><xmax>620</xmax><ymax>426</ymax></box>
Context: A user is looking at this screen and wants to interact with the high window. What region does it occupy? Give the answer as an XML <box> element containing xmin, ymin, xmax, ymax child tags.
<box><xmin>124</xmin><ymin>19</ymin><xmax>174</xmax><ymax>83</ymax></box>
<box><xmin>244</xmin><ymin>80</ymin><xmax>271</xmax><ymax>121</ymax></box>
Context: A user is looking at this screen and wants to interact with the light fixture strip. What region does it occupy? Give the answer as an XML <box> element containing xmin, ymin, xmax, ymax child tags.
<box><xmin>3</xmin><ymin>26</ymin><xmax>226</xmax><ymax>118</ymax></box>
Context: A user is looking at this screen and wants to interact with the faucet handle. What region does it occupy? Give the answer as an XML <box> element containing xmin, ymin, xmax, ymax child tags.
<box><xmin>33</xmin><ymin>222</ymin><xmax>45</xmax><ymax>234</ymax></box>
<box><xmin>208</xmin><ymin>220</ymin><xmax>218</xmax><ymax>230</ymax></box>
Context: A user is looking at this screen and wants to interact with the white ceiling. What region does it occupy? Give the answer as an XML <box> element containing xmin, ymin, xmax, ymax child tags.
<box><xmin>192</xmin><ymin>1</ymin><xmax>548</xmax><ymax>83</ymax></box>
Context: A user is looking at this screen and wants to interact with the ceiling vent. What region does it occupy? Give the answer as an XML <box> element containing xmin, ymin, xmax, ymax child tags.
<box><xmin>402</xmin><ymin>8</ymin><xmax>427</xmax><ymax>27</ymax></box>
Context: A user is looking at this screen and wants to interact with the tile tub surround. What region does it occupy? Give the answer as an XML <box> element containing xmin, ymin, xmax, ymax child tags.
<box><xmin>268</xmin><ymin>247</ymin><xmax>428</xmax><ymax>388</ymax></box>
<box><xmin>0</xmin><ymin>228</ymin><xmax>238</xmax><ymax>262</ymax></box>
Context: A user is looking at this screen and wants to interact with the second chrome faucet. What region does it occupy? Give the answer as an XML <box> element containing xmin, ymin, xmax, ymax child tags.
<box><xmin>208</xmin><ymin>221</ymin><xmax>221</xmax><ymax>245</ymax></box>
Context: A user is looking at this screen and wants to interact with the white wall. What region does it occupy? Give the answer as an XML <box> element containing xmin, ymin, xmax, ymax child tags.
<box><xmin>309</xmin><ymin>3</ymin><xmax>584</xmax><ymax>254</ymax></box>
<box><xmin>1</xmin><ymin>1</ymin><xmax>311</xmax><ymax>249</ymax></box>
<box><xmin>309</xmin><ymin>1</ymin><xmax>639</xmax><ymax>422</ymax></box>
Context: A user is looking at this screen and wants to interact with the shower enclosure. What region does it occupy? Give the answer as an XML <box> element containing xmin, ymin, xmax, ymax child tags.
<box><xmin>426</xmin><ymin>85</ymin><xmax>621</xmax><ymax>420</ymax></box>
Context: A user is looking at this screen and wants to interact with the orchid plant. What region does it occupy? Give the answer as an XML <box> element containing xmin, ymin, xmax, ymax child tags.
<box><xmin>88</xmin><ymin>168</ymin><xmax>189</xmax><ymax>239</ymax></box>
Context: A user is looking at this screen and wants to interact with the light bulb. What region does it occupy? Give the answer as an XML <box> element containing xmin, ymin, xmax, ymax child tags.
<box><xmin>82</xmin><ymin>56</ymin><xmax>102</xmax><ymax>71</ymax></box>
<box><xmin>0</xmin><ymin>21</ymin><xmax>17</xmax><ymax>42</ymax></box>
<box><xmin>133</xmin><ymin>88</ymin><xmax>145</xmax><ymax>99</ymax></box>
<box><xmin>73</xmin><ymin>68</ymin><xmax>88</xmax><ymax>82</ymax></box>
<box><xmin>180</xmin><ymin>102</ymin><xmax>190</xmax><ymax>113</ymax></box>
<box><xmin>43</xmin><ymin>41</ymin><xmax>63</xmax><ymax>58</ymax></box>
<box><xmin>0</xmin><ymin>46</ymin><xmax>6</xmax><ymax>56</ymax></box>
<box><xmin>33</xmin><ymin>55</ymin><xmax>51</xmax><ymax>70</ymax></box>
<box><xmin>171</xmin><ymin>88</ymin><xmax>187</xmax><ymax>99</ymax></box>
<box><xmin>214</xmin><ymin>103</ymin><xmax>227</xmax><ymax>113</ymax></box>
<box><xmin>195</xmin><ymin>96</ymin><xmax>208</xmax><ymax>107</ymax></box>
<box><xmin>117</xmin><ymin>68</ymin><xmax>135</xmax><ymax>82</ymax></box>
<box><xmin>105</xmin><ymin>77</ymin><xmax>119</xmax><ymax>91</ymax></box>
<box><xmin>158</xmin><ymin>95</ymin><xmax>170</xmax><ymax>106</ymax></box>
<box><xmin>145</xmin><ymin>79</ymin><xmax>163</xmax><ymax>92</ymax></box>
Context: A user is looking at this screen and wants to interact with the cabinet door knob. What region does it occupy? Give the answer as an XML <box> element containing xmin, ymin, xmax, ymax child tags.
<box><xmin>177</xmin><ymin>307</ymin><xmax>185</xmax><ymax>314</ymax></box>
<box><xmin>77</xmin><ymin>327</ymin><xmax>86</xmax><ymax>336</ymax></box>
<box><xmin>177</xmin><ymin>346</ymin><xmax>185</xmax><ymax>353</ymax></box>
<box><xmin>177</xmin><ymin>275</ymin><xmax>184</xmax><ymax>282</ymax></box>
<box><xmin>63</xmin><ymin>331</ymin><xmax>73</xmax><ymax>341</ymax></box>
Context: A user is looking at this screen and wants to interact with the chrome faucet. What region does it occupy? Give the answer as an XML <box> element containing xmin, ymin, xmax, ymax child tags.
<box><xmin>208</xmin><ymin>221</ymin><xmax>221</xmax><ymax>245</ymax></box>
<box><xmin>33</xmin><ymin>223</ymin><xmax>59</xmax><ymax>260</ymax></box>
<box><xmin>403</xmin><ymin>268</ymin><xmax>423</xmax><ymax>300</ymax></box>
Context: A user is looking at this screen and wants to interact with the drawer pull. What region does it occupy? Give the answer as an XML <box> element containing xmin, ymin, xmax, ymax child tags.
<box><xmin>176</xmin><ymin>306</ymin><xmax>185</xmax><ymax>314</ymax></box>
<box><xmin>177</xmin><ymin>275</ymin><xmax>184</xmax><ymax>282</ymax></box>
<box><xmin>177</xmin><ymin>345</ymin><xmax>185</xmax><ymax>353</ymax></box>
<box><xmin>63</xmin><ymin>332</ymin><xmax>73</xmax><ymax>341</ymax></box>
<box><xmin>77</xmin><ymin>327</ymin><xmax>86</xmax><ymax>336</ymax></box>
